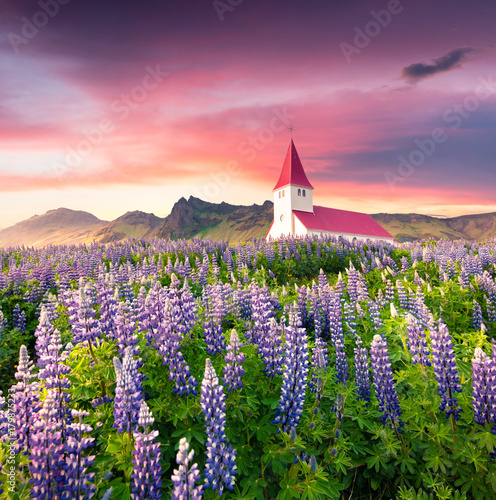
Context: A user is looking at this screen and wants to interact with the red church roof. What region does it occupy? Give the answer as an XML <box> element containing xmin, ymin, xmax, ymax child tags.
<box><xmin>273</xmin><ymin>139</ymin><xmax>314</xmax><ymax>191</ymax></box>
<box><xmin>293</xmin><ymin>206</ymin><xmax>393</xmax><ymax>239</ymax></box>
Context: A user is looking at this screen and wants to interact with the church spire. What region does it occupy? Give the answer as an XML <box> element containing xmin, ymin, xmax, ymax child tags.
<box><xmin>273</xmin><ymin>139</ymin><xmax>314</xmax><ymax>191</ymax></box>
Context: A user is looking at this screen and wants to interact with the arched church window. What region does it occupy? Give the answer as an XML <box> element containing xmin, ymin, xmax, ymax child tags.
<box><xmin>298</xmin><ymin>189</ymin><xmax>301</xmax><ymax>196</ymax></box>
<box><xmin>282</xmin><ymin>190</ymin><xmax>285</xmax><ymax>197</ymax></box>
<box><xmin>303</xmin><ymin>190</ymin><xmax>306</xmax><ymax>197</ymax></box>
<box><xmin>279</xmin><ymin>191</ymin><xmax>281</xmax><ymax>198</ymax></box>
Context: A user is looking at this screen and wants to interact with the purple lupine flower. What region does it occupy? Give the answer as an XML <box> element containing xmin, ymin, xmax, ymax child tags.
<box><xmin>406</xmin><ymin>315</ymin><xmax>431</xmax><ymax>367</ymax></box>
<box><xmin>97</xmin><ymin>282</ymin><xmax>119</xmax><ymax>340</ymax></box>
<box><xmin>309</xmin><ymin>336</ymin><xmax>329</xmax><ymax>402</ymax></box>
<box><xmin>485</xmin><ymin>295</ymin><xmax>496</xmax><ymax>323</ymax></box>
<box><xmin>396</xmin><ymin>280</ymin><xmax>408</xmax><ymax>309</ymax></box>
<box><xmin>63</xmin><ymin>409</ymin><xmax>96</xmax><ymax>500</ymax></box>
<box><xmin>29</xmin><ymin>391</ymin><xmax>65</xmax><ymax>499</ymax></box>
<box><xmin>273</xmin><ymin>307</ymin><xmax>309</xmax><ymax>433</ymax></box>
<box><xmin>203</xmin><ymin>317</ymin><xmax>225</xmax><ymax>356</ymax></box>
<box><xmin>247</xmin><ymin>283</ymin><xmax>276</xmax><ymax>346</ymax></box>
<box><xmin>370</xmin><ymin>335</ymin><xmax>403</xmax><ymax>431</ymax></box>
<box><xmin>472</xmin><ymin>300</ymin><xmax>484</xmax><ymax>330</ymax></box>
<box><xmin>131</xmin><ymin>401</ymin><xmax>162</xmax><ymax>500</ymax></box>
<box><xmin>34</xmin><ymin>306</ymin><xmax>54</xmax><ymax>367</ymax></box>
<box><xmin>114</xmin><ymin>300</ymin><xmax>140</xmax><ymax>358</ymax></box>
<box><xmin>430</xmin><ymin>322</ymin><xmax>462</xmax><ymax>420</ymax></box>
<box><xmin>13</xmin><ymin>345</ymin><xmax>41</xmax><ymax>453</ymax></box>
<box><xmin>471</xmin><ymin>347</ymin><xmax>496</xmax><ymax>427</ymax></box>
<box><xmin>259</xmin><ymin>318</ymin><xmax>283</xmax><ymax>378</ymax></box>
<box><xmin>0</xmin><ymin>391</ymin><xmax>8</xmax><ymax>444</ymax></box>
<box><xmin>354</xmin><ymin>338</ymin><xmax>371</xmax><ymax>403</ymax></box>
<box><xmin>222</xmin><ymin>329</ymin><xmax>245</xmax><ymax>392</ymax></box>
<box><xmin>113</xmin><ymin>347</ymin><xmax>144</xmax><ymax>434</ymax></box>
<box><xmin>329</xmin><ymin>298</ymin><xmax>348</xmax><ymax>385</ymax></box>
<box><xmin>171</xmin><ymin>437</ymin><xmax>204</xmax><ymax>500</ymax></box>
<box><xmin>70</xmin><ymin>286</ymin><xmax>100</xmax><ymax>348</ymax></box>
<box><xmin>158</xmin><ymin>300</ymin><xmax>198</xmax><ymax>396</ymax></box>
<box><xmin>0</xmin><ymin>310</ymin><xmax>5</xmax><ymax>339</ymax></box>
<box><xmin>201</xmin><ymin>359</ymin><xmax>237</xmax><ymax>496</ymax></box>
<box><xmin>38</xmin><ymin>328</ymin><xmax>72</xmax><ymax>431</ymax></box>
<box><xmin>12</xmin><ymin>304</ymin><xmax>27</xmax><ymax>333</ymax></box>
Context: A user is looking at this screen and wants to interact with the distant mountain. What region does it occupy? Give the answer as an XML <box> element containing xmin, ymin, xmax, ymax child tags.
<box><xmin>89</xmin><ymin>211</ymin><xmax>165</xmax><ymax>243</ymax></box>
<box><xmin>0</xmin><ymin>208</ymin><xmax>107</xmax><ymax>247</ymax></box>
<box><xmin>370</xmin><ymin>212</ymin><xmax>496</xmax><ymax>242</ymax></box>
<box><xmin>1</xmin><ymin>201</ymin><xmax>495</xmax><ymax>248</ymax></box>
<box><xmin>157</xmin><ymin>196</ymin><xmax>273</xmax><ymax>241</ymax></box>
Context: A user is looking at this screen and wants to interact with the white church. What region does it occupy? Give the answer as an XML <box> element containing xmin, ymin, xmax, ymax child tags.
<box><xmin>266</xmin><ymin>139</ymin><xmax>395</xmax><ymax>243</ymax></box>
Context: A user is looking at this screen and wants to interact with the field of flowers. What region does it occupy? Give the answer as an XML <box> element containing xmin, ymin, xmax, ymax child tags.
<box><xmin>0</xmin><ymin>235</ymin><xmax>495</xmax><ymax>500</ymax></box>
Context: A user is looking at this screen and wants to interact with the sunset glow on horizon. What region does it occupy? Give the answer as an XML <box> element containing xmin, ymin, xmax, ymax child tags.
<box><xmin>1</xmin><ymin>0</ymin><xmax>495</xmax><ymax>228</ymax></box>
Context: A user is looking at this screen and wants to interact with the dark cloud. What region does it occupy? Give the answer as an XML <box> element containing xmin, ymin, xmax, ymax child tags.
<box><xmin>401</xmin><ymin>48</ymin><xmax>475</xmax><ymax>83</ymax></box>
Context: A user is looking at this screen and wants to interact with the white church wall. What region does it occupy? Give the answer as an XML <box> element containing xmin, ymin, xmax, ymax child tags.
<box><xmin>289</xmin><ymin>185</ymin><xmax>313</xmax><ymax>213</ymax></box>
<box><xmin>270</xmin><ymin>187</ymin><xmax>293</xmax><ymax>237</ymax></box>
<box><xmin>294</xmin><ymin>215</ymin><xmax>308</xmax><ymax>237</ymax></box>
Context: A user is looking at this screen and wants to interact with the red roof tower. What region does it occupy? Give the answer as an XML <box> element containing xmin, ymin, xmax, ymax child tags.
<box><xmin>273</xmin><ymin>139</ymin><xmax>314</xmax><ymax>191</ymax></box>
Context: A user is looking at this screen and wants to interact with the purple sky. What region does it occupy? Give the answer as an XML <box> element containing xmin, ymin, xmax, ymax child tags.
<box><xmin>0</xmin><ymin>0</ymin><xmax>495</xmax><ymax>228</ymax></box>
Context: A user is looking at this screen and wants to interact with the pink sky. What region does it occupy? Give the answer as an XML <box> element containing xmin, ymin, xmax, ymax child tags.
<box><xmin>0</xmin><ymin>0</ymin><xmax>495</xmax><ymax>228</ymax></box>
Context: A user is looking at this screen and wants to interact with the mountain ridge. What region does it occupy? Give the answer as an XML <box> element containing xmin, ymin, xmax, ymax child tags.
<box><xmin>1</xmin><ymin>199</ymin><xmax>496</xmax><ymax>247</ymax></box>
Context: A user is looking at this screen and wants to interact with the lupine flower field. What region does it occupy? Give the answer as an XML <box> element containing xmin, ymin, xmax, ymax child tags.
<box><xmin>0</xmin><ymin>236</ymin><xmax>495</xmax><ymax>499</ymax></box>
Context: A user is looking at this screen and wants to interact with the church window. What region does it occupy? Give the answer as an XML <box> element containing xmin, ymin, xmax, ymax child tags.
<box><xmin>298</xmin><ymin>189</ymin><xmax>301</xmax><ymax>196</ymax></box>
<box><xmin>303</xmin><ymin>189</ymin><xmax>306</xmax><ymax>197</ymax></box>
<box><xmin>279</xmin><ymin>191</ymin><xmax>281</xmax><ymax>198</ymax></box>
<box><xmin>282</xmin><ymin>190</ymin><xmax>285</xmax><ymax>197</ymax></box>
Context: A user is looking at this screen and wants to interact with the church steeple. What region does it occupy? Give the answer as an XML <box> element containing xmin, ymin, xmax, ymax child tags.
<box><xmin>273</xmin><ymin>139</ymin><xmax>314</xmax><ymax>191</ymax></box>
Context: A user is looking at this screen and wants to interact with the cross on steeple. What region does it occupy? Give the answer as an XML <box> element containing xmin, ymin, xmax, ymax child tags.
<box><xmin>288</xmin><ymin>125</ymin><xmax>294</xmax><ymax>137</ymax></box>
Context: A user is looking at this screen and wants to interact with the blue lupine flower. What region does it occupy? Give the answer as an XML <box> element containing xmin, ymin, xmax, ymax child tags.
<box><xmin>309</xmin><ymin>336</ymin><xmax>329</xmax><ymax>402</ymax></box>
<box><xmin>63</xmin><ymin>409</ymin><xmax>96</xmax><ymax>499</ymax></box>
<box><xmin>113</xmin><ymin>347</ymin><xmax>144</xmax><ymax>434</ymax></box>
<box><xmin>370</xmin><ymin>334</ymin><xmax>403</xmax><ymax>430</ymax></box>
<box><xmin>131</xmin><ymin>401</ymin><xmax>162</xmax><ymax>500</ymax></box>
<box><xmin>259</xmin><ymin>317</ymin><xmax>283</xmax><ymax>378</ymax></box>
<box><xmin>273</xmin><ymin>307</ymin><xmax>309</xmax><ymax>433</ymax></box>
<box><xmin>406</xmin><ymin>315</ymin><xmax>431</xmax><ymax>367</ymax></box>
<box><xmin>222</xmin><ymin>329</ymin><xmax>245</xmax><ymax>392</ymax></box>
<box><xmin>171</xmin><ymin>437</ymin><xmax>204</xmax><ymax>500</ymax></box>
<box><xmin>354</xmin><ymin>338</ymin><xmax>371</xmax><ymax>403</ymax></box>
<box><xmin>472</xmin><ymin>300</ymin><xmax>484</xmax><ymax>330</ymax></box>
<box><xmin>430</xmin><ymin>322</ymin><xmax>462</xmax><ymax>420</ymax></box>
<box><xmin>201</xmin><ymin>359</ymin><xmax>237</xmax><ymax>496</ymax></box>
